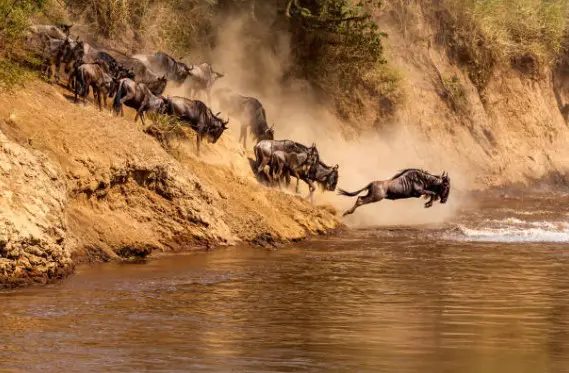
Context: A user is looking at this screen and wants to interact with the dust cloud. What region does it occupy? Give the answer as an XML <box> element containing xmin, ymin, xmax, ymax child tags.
<box><xmin>172</xmin><ymin>13</ymin><xmax>469</xmax><ymax>227</ymax></box>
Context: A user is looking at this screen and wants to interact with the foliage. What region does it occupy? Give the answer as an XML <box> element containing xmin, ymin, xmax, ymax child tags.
<box><xmin>0</xmin><ymin>0</ymin><xmax>46</xmax><ymax>90</ymax></box>
<box><xmin>441</xmin><ymin>0</ymin><xmax>569</xmax><ymax>81</ymax></box>
<box><xmin>0</xmin><ymin>0</ymin><xmax>46</xmax><ymax>38</ymax></box>
<box><xmin>284</xmin><ymin>0</ymin><xmax>388</xmax><ymax>114</ymax></box>
<box><xmin>441</xmin><ymin>74</ymin><xmax>467</xmax><ymax>112</ymax></box>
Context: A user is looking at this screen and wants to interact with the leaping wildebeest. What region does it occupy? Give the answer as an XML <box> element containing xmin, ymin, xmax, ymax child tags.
<box><xmin>217</xmin><ymin>91</ymin><xmax>274</xmax><ymax>147</ymax></box>
<box><xmin>162</xmin><ymin>97</ymin><xmax>229</xmax><ymax>156</ymax></box>
<box><xmin>186</xmin><ymin>63</ymin><xmax>224</xmax><ymax>104</ymax></box>
<box><xmin>339</xmin><ymin>169</ymin><xmax>451</xmax><ymax>216</ymax></box>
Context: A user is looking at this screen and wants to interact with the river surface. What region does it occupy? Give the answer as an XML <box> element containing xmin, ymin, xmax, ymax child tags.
<box><xmin>2</xmin><ymin>192</ymin><xmax>569</xmax><ymax>373</ymax></box>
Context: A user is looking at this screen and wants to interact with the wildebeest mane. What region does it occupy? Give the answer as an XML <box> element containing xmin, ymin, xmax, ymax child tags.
<box><xmin>390</xmin><ymin>168</ymin><xmax>429</xmax><ymax>180</ymax></box>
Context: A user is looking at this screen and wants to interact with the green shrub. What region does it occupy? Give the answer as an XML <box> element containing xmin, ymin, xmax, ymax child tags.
<box><xmin>0</xmin><ymin>0</ymin><xmax>47</xmax><ymax>90</ymax></box>
<box><xmin>443</xmin><ymin>0</ymin><xmax>569</xmax><ymax>67</ymax></box>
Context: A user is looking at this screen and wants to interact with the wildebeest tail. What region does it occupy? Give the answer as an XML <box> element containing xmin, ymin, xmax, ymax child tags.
<box><xmin>338</xmin><ymin>183</ymin><xmax>372</xmax><ymax>197</ymax></box>
<box><xmin>113</xmin><ymin>80</ymin><xmax>123</xmax><ymax>113</ymax></box>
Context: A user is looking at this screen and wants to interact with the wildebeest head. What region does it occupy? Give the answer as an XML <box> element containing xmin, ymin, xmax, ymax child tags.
<box><xmin>179</xmin><ymin>61</ymin><xmax>192</xmax><ymax>80</ymax></box>
<box><xmin>323</xmin><ymin>164</ymin><xmax>339</xmax><ymax>191</ymax></box>
<box><xmin>210</xmin><ymin>66</ymin><xmax>224</xmax><ymax>86</ymax></box>
<box><xmin>439</xmin><ymin>171</ymin><xmax>451</xmax><ymax>203</ymax></box>
<box><xmin>265</xmin><ymin>124</ymin><xmax>275</xmax><ymax>140</ymax></box>
<box><xmin>56</xmin><ymin>23</ymin><xmax>73</xmax><ymax>35</ymax></box>
<box><xmin>66</xmin><ymin>39</ymin><xmax>84</xmax><ymax>65</ymax></box>
<box><xmin>148</xmin><ymin>75</ymin><xmax>168</xmax><ymax>96</ymax></box>
<box><xmin>116</xmin><ymin>67</ymin><xmax>134</xmax><ymax>80</ymax></box>
<box><xmin>207</xmin><ymin>111</ymin><xmax>229</xmax><ymax>143</ymax></box>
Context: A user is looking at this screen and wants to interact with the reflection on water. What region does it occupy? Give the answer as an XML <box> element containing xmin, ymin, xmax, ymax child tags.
<box><xmin>1</xmin><ymin>194</ymin><xmax>569</xmax><ymax>372</ymax></box>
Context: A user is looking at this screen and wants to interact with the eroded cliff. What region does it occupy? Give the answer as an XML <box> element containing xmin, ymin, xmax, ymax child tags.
<box><xmin>0</xmin><ymin>81</ymin><xmax>339</xmax><ymax>288</ymax></box>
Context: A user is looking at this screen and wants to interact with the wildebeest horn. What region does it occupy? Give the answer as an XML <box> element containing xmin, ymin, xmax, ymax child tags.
<box><xmin>215</xmin><ymin>111</ymin><xmax>221</xmax><ymax>117</ymax></box>
<box><xmin>333</xmin><ymin>164</ymin><xmax>339</xmax><ymax>170</ymax></box>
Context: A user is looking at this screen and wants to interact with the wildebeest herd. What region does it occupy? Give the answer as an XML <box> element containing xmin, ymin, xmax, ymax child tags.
<box><xmin>26</xmin><ymin>24</ymin><xmax>451</xmax><ymax>216</ymax></box>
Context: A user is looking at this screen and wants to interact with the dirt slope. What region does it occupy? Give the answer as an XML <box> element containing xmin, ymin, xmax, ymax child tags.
<box><xmin>0</xmin><ymin>81</ymin><xmax>339</xmax><ymax>288</ymax></box>
<box><xmin>372</xmin><ymin>3</ymin><xmax>569</xmax><ymax>188</ymax></box>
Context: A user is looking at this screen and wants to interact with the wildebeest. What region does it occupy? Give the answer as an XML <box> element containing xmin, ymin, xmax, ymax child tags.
<box><xmin>339</xmin><ymin>169</ymin><xmax>451</xmax><ymax>216</ymax></box>
<box><xmin>112</xmin><ymin>78</ymin><xmax>167</xmax><ymax>125</ymax></box>
<box><xmin>270</xmin><ymin>151</ymin><xmax>338</xmax><ymax>202</ymax></box>
<box><xmin>120</xmin><ymin>57</ymin><xmax>168</xmax><ymax>95</ymax></box>
<box><xmin>162</xmin><ymin>97</ymin><xmax>229</xmax><ymax>155</ymax></box>
<box><xmin>254</xmin><ymin>139</ymin><xmax>319</xmax><ymax>186</ymax></box>
<box><xmin>74</xmin><ymin>62</ymin><xmax>116</xmax><ymax>110</ymax></box>
<box><xmin>186</xmin><ymin>63</ymin><xmax>224</xmax><ymax>104</ymax></box>
<box><xmin>217</xmin><ymin>91</ymin><xmax>274</xmax><ymax>147</ymax></box>
<box><xmin>35</xmin><ymin>34</ymin><xmax>83</xmax><ymax>83</ymax></box>
<box><xmin>37</xmin><ymin>34</ymin><xmax>69</xmax><ymax>82</ymax></box>
<box><xmin>135</xmin><ymin>52</ymin><xmax>191</xmax><ymax>83</ymax></box>
<box><xmin>295</xmin><ymin>161</ymin><xmax>339</xmax><ymax>202</ymax></box>
<box><xmin>29</xmin><ymin>24</ymin><xmax>72</xmax><ymax>40</ymax></box>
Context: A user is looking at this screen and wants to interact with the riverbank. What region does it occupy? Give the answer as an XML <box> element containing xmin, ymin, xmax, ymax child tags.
<box><xmin>0</xmin><ymin>80</ymin><xmax>341</xmax><ymax>289</ymax></box>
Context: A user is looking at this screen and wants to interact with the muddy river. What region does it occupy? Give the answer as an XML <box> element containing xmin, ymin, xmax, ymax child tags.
<box><xmin>2</xmin><ymin>193</ymin><xmax>569</xmax><ymax>372</ymax></box>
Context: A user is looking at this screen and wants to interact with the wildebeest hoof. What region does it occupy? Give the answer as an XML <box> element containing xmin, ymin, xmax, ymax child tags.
<box><xmin>424</xmin><ymin>202</ymin><xmax>433</xmax><ymax>208</ymax></box>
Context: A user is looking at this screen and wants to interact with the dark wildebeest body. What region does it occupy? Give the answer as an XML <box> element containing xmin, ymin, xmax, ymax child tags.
<box><xmin>254</xmin><ymin>140</ymin><xmax>319</xmax><ymax>189</ymax></box>
<box><xmin>339</xmin><ymin>169</ymin><xmax>451</xmax><ymax>216</ymax></box>
<box><xmin>217</xmin><ymin>91</ymin><xmax>274</xmax><ymax>147</ymax></box>
<box><xmin>186</xmin><ymin>63</ymin><xmax>224</xmax><ymax>104</ymax></box>
<box><xmin>112</xmin><ymin>78</ymin><xmax>167</xmax><ymax>125</ymax></box>
<box><xmin>163</xmin><ymin>97</ymin><xmax>229</xmax><ymax>156</ymax></box>
<box><xmin>37</xmin><ymin>35</ymin><xmax>81</xmax><ymax>83</ymax></box>
<box><xmin>61</xmin><ymin>40</ymin><xmax>101</xmax><ymax>88</ymax></box>
<box><xmin>74</xmin><ymin>62</ymin><xmax>115</xmax><ymax>110</ymax></box>
<box><xmin>138</xmin><ymin>52</ymin><xmax>191</xmax><ymax>83</ymax></box>
<box><xmin>96</xmin><ymin>52</ymin><xmax>134</xmax><ymax>80</ymax></box>
<box><xmin>120</xmin><ymin>57</ymin><xmax>168</xmax><ymax>95</ymax></box>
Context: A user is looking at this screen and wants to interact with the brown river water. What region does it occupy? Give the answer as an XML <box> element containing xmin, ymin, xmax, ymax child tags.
<box><xmin>2</xmin><ymin>192</ymin><xmax>569</xmax><ymax>373</ymax></box>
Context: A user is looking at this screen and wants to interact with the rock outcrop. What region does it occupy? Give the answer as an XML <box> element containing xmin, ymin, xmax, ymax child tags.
<box><xmin>0</xmin><ymin>129</ymin><xmax>73</xmax><ymax>288</ymax></box>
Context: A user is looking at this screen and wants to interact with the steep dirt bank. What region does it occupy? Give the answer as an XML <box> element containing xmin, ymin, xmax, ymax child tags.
<box><xmin>0</xmin><ymin>81</ymin><xmax>339</xmax><ymax>288</ymax></box>
<box><xmin>370</xmin><ymin>2</ymin><xmax>569</xmax><ymax>188</ymax></box>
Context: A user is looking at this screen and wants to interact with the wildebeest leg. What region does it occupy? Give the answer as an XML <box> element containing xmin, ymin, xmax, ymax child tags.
<box><xmin>414</xmin><ymin>187</ymin><xmax>437</xmax><ymax>208</ymax></box>
<box><xmin>96</xmin><ymin>89</ymin><xmax>103</xmax><ymax>110</ymax></box>
<box><xmin>423</xmin><ymin>191</ymin><xmax>438</xmax><ymax>208</ymax></box>
<box><xmin>342</xmin><ymin>185</ymin><xmax>381</xmax><ymax>216</ymax></box>
<box><xmin>48</xmin><ymin>62</ymin><xmax>56</xmax><ymax>83</ymax></box>
<box><xmin>196</xmin><ymin>135</ymin><xmax>202</xmax><ymax>156</ymax></box>
<box><xmin>256</xmin><ymin>156</ymin><xmax>270</xmax><ymax>178</ymax></box>
<box><xmin>239</xmin><ymin>124</ymin><xmax>247</xmax><ymax>148</ymax></box>
<box><xmin>299</xmin><ymin>176</ymin><xmax>316</xmax><ymax>203</ymax></box>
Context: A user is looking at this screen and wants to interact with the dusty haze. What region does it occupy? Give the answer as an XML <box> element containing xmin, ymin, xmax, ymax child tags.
<box><xmin>177</xmin><ymin>14</ymin><xmax>468</xmax><ymax>227</ymax></box>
